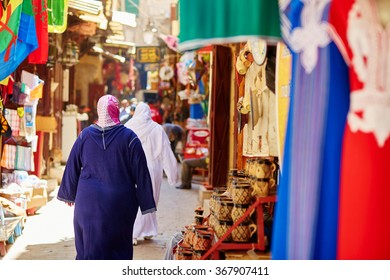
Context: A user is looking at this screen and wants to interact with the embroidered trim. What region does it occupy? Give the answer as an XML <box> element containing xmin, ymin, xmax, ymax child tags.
<box><xmin>346</xmin><ymin>0</ymin><xmax>390</xmax><ymax>147</ymax></box>
<box><xmin>287</xmin><ymin>0</ymin><xmax>331</xmax><ymax>74</ymax></box>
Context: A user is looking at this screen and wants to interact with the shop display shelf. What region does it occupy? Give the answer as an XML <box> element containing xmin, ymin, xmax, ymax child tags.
<box><xmin>0</xmin><ymin>206</ymin><xmax>23</xmax><ymax>242</ymax></box>
<box><xmin>201</xmin><ymin>196</ymin><xmax>276</xmax><ymax>260</ymax></box>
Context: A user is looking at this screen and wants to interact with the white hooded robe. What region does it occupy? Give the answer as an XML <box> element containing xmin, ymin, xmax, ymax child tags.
<box><xmin>125</xmin><ymin>102</ymin><xmax>179</xmax><ymax>239</ymax></box>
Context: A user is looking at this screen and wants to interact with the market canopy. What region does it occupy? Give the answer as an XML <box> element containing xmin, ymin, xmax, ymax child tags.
<box><xmin>178</xmin><ymin>0</ymin><xmax>282</xmax><ymax>52</ymax></box>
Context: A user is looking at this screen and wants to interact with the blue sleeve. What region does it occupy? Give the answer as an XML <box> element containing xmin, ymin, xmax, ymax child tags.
<box><xmin>57</xmin><ymin>136</ymin><xmax>82</xmax><ymax>203</ymax></box>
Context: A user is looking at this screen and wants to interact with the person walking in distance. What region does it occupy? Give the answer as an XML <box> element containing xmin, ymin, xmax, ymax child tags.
<box><xmin>57</xmin><ymin>95</ymin><xmax>156</xmax><ymax>260</ymax></box>
<box><xmin>125</xmin><ymin>102</ymin><xmax>179</xmax><ymax>245</ymax></box>
<box><xmin>119</xmin><ymin>98</ymin><xmax>131</xmax><ymax>124</ymax></box>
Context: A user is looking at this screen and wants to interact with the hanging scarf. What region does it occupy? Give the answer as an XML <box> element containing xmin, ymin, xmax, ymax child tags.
<box><xmin>96</xmin><ymin>95</ymin><xmax>120</xmax><ymax>128</ymax></box>
<box><xmin>29</xmin><ymin>0</ymin><xmax>48</xmax><ymax>64</ymax></box>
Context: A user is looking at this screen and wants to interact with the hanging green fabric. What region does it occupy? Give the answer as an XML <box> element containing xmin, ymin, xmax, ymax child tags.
<box><xmin>47</xmin><ymin>0</ymin><xmax>68</xmax><ymax>33</ymax></box>
<box><xmin>178</xmin><ymin>0</ymin><xmax>282</xmax><ymax>52</ymax></box>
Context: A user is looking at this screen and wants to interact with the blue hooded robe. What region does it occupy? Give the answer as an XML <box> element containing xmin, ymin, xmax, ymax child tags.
<box><xmin>57</xmin><ymin>124</ymin><xmax>156</xmax><ymax>260</ymax></box>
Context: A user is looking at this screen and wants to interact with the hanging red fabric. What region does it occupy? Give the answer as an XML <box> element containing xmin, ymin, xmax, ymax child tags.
<box><xmin>29</xmin><ymin>0</ymin><xmax>48</xmax><ymax>64</ymax></box>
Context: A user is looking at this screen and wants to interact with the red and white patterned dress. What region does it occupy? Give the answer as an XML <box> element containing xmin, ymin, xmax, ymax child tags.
<box><xmin>329</xmin><ymin>0</ymin><xmax>390</xmax><ymax>259</ymax></box>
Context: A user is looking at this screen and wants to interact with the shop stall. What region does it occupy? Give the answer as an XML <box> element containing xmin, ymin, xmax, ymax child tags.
<box><xmin>166</xmin><ymin>34</ymin><xmax>289</xmax><ymax>259</ymax></box>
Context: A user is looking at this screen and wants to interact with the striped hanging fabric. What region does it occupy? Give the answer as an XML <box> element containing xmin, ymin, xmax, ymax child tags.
<box><xmin>4</xmin><ymin>108</ymin><xmax>20</xmax><ymax>136</ymax></box>
<box><xmin>0</xmin><ymin>144</ymin><xmax>16</xmax><ymax>169</ymax></box>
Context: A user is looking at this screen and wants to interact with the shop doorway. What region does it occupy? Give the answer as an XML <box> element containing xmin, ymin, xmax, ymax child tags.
<box><xmin>209</xmin><ymin>45</ymin><xmax>232</xmax><ymax>188</ymax></box>
<box><xmin>88</xmin><ymin>83</ymin><xmax>105</xmax><ymax>124</ymax></box>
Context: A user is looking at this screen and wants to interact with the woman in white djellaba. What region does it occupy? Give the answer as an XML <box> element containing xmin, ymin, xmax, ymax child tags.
<box><xmin>124</xmin><ymin>101</ymin><xmax>179</xmax><ymax>245</ymax></box>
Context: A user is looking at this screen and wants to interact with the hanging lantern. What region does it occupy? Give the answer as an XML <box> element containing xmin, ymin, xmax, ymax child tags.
<box><xmin>143</xmin><ymin>19</ymin><xmax>158</xmax><ymax>45</ymax></box>
<box><xmin>71</xmin><ymin>41</ymin><xmax>79</xmax><ymax>65</ymax></box>
<box><xmin>47</xmin><ymin>35</ymin><xmax>58</xmax><ymax>68</ymax></box>
<box><xmin>59</xmin><ymin>39</ymin><xmax>80</xmax><ymax>68</ymax></box>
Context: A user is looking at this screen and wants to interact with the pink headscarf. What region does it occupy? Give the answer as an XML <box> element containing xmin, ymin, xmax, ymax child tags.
<box><xmin>96</xmin><ymin>95</ymin><xmax>120</xmax><ymax>128</ymax></box>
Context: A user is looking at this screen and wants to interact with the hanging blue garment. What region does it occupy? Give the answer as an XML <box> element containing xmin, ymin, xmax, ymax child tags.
<box><xmin>272</xmin><ymin>0</ymin><xmax>349</xmax><ymax>259</ymax></box>
<box><xmin>313</xmin><ymin>41</ymin><xmax>349</xmax><ymax>259</ymax></box>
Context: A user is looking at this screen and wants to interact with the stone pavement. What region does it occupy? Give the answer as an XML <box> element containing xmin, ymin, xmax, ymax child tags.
<box><xmin>1</xmin><ymin>175</ymin><xmax>203</xmax><ymax>260</ymax></box>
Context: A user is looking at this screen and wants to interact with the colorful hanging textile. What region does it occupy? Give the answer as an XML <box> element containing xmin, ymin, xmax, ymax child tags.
<box><xmin>15</xmin><ymin>145</ymin><xmax>33</xmax><ymax>171</ymax></box>
<box><xmin>4</xmin><ymin>108</ymin><xmax>20</xmax><ymax>136</ymax></box>
<box><xmin>1</xmin><ymin>144</ymin><xmax>16</xmax><ymax>169</ymax></box>
<box><xmin>47</xmin><ymin>0</ymin><xmax>68</xmax><ymax>33</ymax></box>
<box><xmin>178</xmin><ymin>0</ymin><xmax>281</xmax><ymax>52</ymax></box>
<box><xmin>272</xmin><ymin>0</ymin><xmax>349</xmax><ymax>259</ymax></box>
<box><xmin>329</xmin><ymin>0</ymin><xmax>390</xmax><ymax>260</ymax></box>
<box><xmin>0</xmin><ymin>0</ymin><xmax>38</xmax><ymax>81</ymax></box>
<box><xmin>0</xmin><ymin>74</ymin><xmax>14</xmax><ymax>104</ymax></box>
<box><xmin>29</xmin><ymin>0</ymin><xmax>48</xmax><ymax>64</ymax></box>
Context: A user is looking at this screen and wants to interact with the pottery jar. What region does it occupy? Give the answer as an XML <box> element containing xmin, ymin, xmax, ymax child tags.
<box><xmin>231</xmin><ymin>203</ymin><xmax>254</xmax><ymax>223</ymax></box>
<box><xmin>249</xmin><ymin>176</ymin><xmax>257</xmax><ymax>189</ymax></box>
<box><xmin>210</xmin><ymin>190</ymin><xmax>229</xmax><ymax>212</ymax></box>
<box><xmin>228</xmin><ymin>169</ymin><xmax>247</xmax><ymax>182</ymax></box>
<box><xmin>209</xmin><ymin>214</ymin><xmax>218</xmax><ymax>230</ymax></box>
<box><xmin>192</xmin><ymin>250</ymin><xmax>206</xmax><ymax>260</ymax></box>
<box><xmin>229</xmin><ymin>177</ymin><xmax>249</xmax><ymax>194</ymax></box>
<box><xmin>193</xmin><ymin>229</ymin><xmax>213</xmax><ymax>251</ymax></box>
<box><xmin>252</xmin><ymin>178</ymin><xmax>275</xmax><ymax>197</ymax></box>
<box><xmin>212</xmin><ymin>195</ymin><xmax>230</xmax><ymax>216</ymax></box>
<box><xmin>255</xmin><ymin>159</ymin><xmax>276</xmax><ymax>179</ymax></box>
<box><xmin>248</xmin><ymin>159</ymin><xmax>257</xmax><ymax>177</ymax></box>
<box><xmin>245</xmin><ymin>159</ymin><xmax>252</xmax><ymax>175</ymax></box>
<box><xmin>231</xmin><ymin>183</ymin><xmax>253</xmax><ymax>204</ymax></box>
<box><xmin>183</xmin><ymin>225</ymin><xmax>195</xmax><ymax>247</ymax></box>
<box><xmin>215</xmin><ymin>199</ymin><xmax>233</xmax><ymax>221</ymax></box>
<box><xmin>194</xmin><ymin>207</ymin><xmax>204</xmax><ymax>216</ymax></box>
<box><xmin>177</xmin><ymin>239</ymin><xmax>192</xmax><ymax>252</ymax></box>
<box><xmin>194</xmin><ymin>215</ymin><xmax>204</xmax><ymax>225</ymax></box>
<box><xmin>231</xmin><ymin>222</ymin><xmax>257</xmax><ymax>243</ymax></box>
<box><xmin>175</xmin><ymin>249</ymin><xmax>193</xmax><ymax>260</ymax></box>
<box><xmin>214</xmin><ymin>220</ymin><xmax>233</xmax><ymax>242</ymax></box>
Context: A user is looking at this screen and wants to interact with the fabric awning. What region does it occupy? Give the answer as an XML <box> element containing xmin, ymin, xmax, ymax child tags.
<box><xmin>178</xmin><ymin>0</ymin><xmax>282</xmax><ymax>52</ymax></box>
<box><xmin>68</xmin><ymin>0</ymin><xmax>103</xmax><ymax>15</ymax></box>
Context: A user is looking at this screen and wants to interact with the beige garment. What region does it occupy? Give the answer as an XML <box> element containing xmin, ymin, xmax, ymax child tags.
<box><xmin>243</xmin><ymin>62</ymin><xmax>268</xmax><ymax>156</ymax></box>
<box><xmin>242</xmin><ymin>62</ymin><xmax>260</xmax><ymax>114</ymax></box>
<box><xmin>268</xmin><ymin>89</ymin><xmax>278</xmax><ymax>157</ymax></box>
<box><xmin>242</xmin><ymin>59</ymin><xmax>278</xmax><ymax>157</ymax></box>
<box><xmin>242</xmin><ymin>62</ymin><xmax>258</xmax><ymax>155</ymax></box>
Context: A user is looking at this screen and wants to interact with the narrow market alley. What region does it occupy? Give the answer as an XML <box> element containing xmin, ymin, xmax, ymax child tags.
<box><xmin>1</xmin><ymin>172</ymin><xmax>203</xmax><ymax>260</ymax></box>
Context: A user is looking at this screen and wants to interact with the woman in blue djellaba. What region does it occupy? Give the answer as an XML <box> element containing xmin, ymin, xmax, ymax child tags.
<box><xmin>57</xmin><ymin>95</ymin><xmax>156</xmax><ymax>260</ymax></box>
